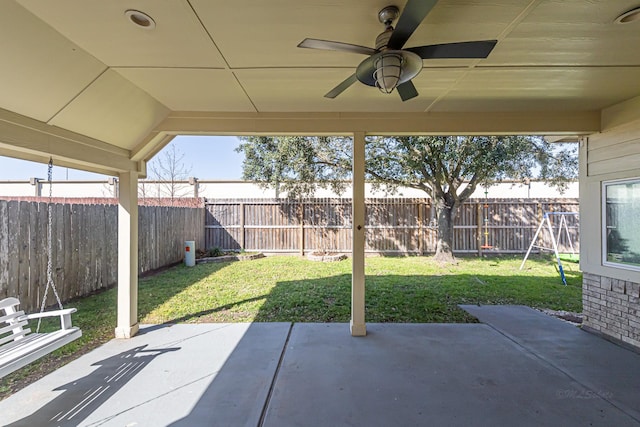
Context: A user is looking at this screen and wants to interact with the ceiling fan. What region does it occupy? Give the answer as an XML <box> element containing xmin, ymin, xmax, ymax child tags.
<box><xmin>297</xmin><ymin>0</ymin><xmax>497</xmax><ymax>101</ymax></box>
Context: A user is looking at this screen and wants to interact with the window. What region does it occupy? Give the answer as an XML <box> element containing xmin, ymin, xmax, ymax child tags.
<box><xmin>603</xmin><ymin>178</ymin><xmax>640</xmax><ymax>270</ymax></box>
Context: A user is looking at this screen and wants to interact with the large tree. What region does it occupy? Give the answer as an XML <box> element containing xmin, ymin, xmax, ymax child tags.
<box><xmin>237</xmin><ymin>135</ymin><xmax>577</xmax><ymax>262</ymax></box>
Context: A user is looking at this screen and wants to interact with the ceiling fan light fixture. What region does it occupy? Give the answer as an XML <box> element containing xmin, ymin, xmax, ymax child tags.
<box><xmin>374</xmin><ymin>53</ymin><xmax>403</xmax><ymax>94</ymax></box>
<box><xmin>614</xmin><ymin>7</ymin><xmax>640</xmax><ymax>24</ymax></box>
<box><xmin>125</xmin><ymin>10</ymin><xmax>156</xmax><ymax>30</ymax></box>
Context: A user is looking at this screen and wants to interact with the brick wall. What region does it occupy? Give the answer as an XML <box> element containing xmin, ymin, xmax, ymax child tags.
<box><xmin>583</xmin><ymin>272</ymin><xmax>640</xmax><ymax>349</ymax></box>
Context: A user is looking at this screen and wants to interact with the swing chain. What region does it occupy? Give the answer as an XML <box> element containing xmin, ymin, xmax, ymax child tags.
<box><xmin>37</xmin><ymin>158</ymin><xmax>64</xmax><ymax>332</ymax></box>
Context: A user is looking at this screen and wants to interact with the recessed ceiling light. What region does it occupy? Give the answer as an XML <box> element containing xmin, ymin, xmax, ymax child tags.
<box><xmin>614</xmin><ymin>7</ymin><xmax>640</xmax><ymax>24</ymax></box>
<box><xmin>125</xmin><ymin>9</ymin><xmax>156</xmax><ymax>30</ymax></box>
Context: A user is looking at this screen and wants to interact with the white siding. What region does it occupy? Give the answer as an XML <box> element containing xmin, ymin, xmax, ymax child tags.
<box><xmin>581</xmin><ymin>121</ymin><xmax>640</xmax><ymax>283</ymax></box>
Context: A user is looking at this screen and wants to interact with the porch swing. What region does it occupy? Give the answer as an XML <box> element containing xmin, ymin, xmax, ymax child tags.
<box><xmin>0</xmin><ymin>158</ymin><xmax>82</xmax><ymax>378</ymax></box>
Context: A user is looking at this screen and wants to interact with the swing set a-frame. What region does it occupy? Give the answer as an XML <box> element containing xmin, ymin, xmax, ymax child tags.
<box><xmin>519</xmin><ymin>211</ymin><xmax>579</xmax><ymax>286</ymax></box>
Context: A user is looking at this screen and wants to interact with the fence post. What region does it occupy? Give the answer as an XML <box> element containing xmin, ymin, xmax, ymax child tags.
<box><xmin>240</xmin><ymin>202</ymin><xmax>245</xmax><ymax>250</ymax></box>
<box><xmin>30</xmin><ymin>178</ymin><xmax>41</xmax><ymax>197</ymax></box>
<box><xmin>537</xmin><ymin>202</ymin><xmax>543</xmax><ymax>223</ymax></box>
<box><xmin>188</xmin><ymin>177</ymin><xmax>199</xmax><ymax>198</ymax></box>
<box><xmin>477</xmin><ymin>202</ymin><xmax>483</xmax><ymax>256</ymax></box>
<box><xmin>299</xmin><ymin>201</ymin><xmax>305</xmax><ymax>256</ymax></box>
<box><xmin>426</xmin><ymin>200</ymin><xmax>432</xmax><ymax>253</ymax></box>
<box><xmin>418</xmin><ymin>200</ymin><xmax>424</xmax><ymax>255</ymax></box>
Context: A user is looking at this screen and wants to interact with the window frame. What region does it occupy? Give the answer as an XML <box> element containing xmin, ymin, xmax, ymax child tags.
<box><xmin>602</xmin><ymin>177</ymin><xmax>640</xmax><ymax>272</ymax></box>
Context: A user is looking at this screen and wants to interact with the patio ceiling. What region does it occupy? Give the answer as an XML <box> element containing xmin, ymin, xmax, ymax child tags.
<box><xmin>1</xmin><ymin>0</ymin><xmax>639</xmax><ymax>174</ymax></box>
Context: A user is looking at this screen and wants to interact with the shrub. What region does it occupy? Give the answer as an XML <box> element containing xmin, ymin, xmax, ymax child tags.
<box><xmin>207</xmin><ymin>247</ymin><xmax>223</xmax><ymax>257</ymax></box>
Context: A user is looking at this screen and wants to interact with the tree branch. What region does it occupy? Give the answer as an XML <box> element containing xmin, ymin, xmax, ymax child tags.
<box><xmin>458</xmin><ymin>172</ymin><xmax>482</xmax><ymax>201</ymax></box>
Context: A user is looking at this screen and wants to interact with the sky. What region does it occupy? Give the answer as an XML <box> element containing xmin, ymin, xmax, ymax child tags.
<box><xmin>0</xmin><ymin>135</ymin><xmax>245</xmax><ymax>181</ymax></box>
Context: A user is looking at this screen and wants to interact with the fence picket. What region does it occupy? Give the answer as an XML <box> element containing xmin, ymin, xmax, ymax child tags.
<box><xmin>0</xmin><ymin>200</ymin><xmax>205</xmax><ymax>312</ymax></box>
<box><xmin>205</xmin><ymin>198</ymin><xmax>579</xmax><ymax>255</ymax></box>
<box><xmin>0</xmin><ymin>202</ymin><xmax>8</xmax><ymax>300</ymax></box>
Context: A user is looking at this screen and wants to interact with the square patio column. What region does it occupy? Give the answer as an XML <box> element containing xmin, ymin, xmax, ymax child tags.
<box><xmin>351</xmin><ymin>132</ymin><xmax>366</xmax><ymax>336</ymax></box>
<box><xmin>115</xmin><ymin>170</ymin><xmax>139</xmax><ymax>338</ymax></box>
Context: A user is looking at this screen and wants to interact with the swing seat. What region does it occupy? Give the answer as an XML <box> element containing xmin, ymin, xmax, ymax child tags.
<box><xmin>0</xmin><ymin>297</ymin><xmax>81</xmax><ymax>378</ymax></box>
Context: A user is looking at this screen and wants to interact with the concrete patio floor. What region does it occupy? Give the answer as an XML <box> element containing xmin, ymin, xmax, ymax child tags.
<box><xmin>1</xmin><ymin>305</ymin><xmax>639</xmax><ymax>426</ymax></box>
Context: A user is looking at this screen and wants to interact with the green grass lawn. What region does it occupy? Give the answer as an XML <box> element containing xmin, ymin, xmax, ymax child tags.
<box><xmin>1</xmin><ymin>254</ymin><xmax>581</xmax><ymax>397</ymax></box>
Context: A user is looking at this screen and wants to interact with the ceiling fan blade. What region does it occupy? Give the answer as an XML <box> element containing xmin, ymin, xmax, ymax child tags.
<box><xmin>407</xmin><ymin>40</ymin><xmax>498</xmax><ymax>59</ymax></box>
<box><xmin>298</xmin><ymin>38</ymin><xmax>376</xmax><ymax>56</ymax></box>
<box><xmin>397</xmin><ymin>80</ymin><xmax>419</xmax><ymax>102</ymax></box>
<box><xmin>388</xmin><ymin>0</ymin><xmax>438</xmax><ymax>50</ymax></box>
<box><xmin>325</xmin><ymin>74</ymin><xmax>358</xmax><ymax>99</ymax></box>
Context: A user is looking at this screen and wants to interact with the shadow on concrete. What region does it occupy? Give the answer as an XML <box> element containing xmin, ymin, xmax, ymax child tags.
<box><xmin>6</xmin><ymin>345</ymin><xmax>179</xmax><ymax>427</ymax></box>
<box><xmin>155</xmin><ymin>316</ymin><xmax>640</xmax><ymax>427</ymax></box>
<box><xmin>166</xmin><ymin>322</ymin><xmax>290</xmax><ymax>427</ymax></box>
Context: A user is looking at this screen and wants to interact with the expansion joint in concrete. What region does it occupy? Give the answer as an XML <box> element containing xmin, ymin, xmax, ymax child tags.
<box><xmin>258</xmin><ymin>322</ymin><xmax>294</xmax><ymax>427</ymax></box>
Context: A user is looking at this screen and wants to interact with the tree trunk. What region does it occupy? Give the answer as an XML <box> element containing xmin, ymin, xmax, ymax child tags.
<box><xmin>433</xmin><ymin>204</ymin><xmax>456</xmax><ymax>263</ymax></box>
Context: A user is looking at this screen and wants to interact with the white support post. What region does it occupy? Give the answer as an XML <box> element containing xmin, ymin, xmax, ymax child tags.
<box><xmin>351</xmin><ymin>132</ymin><xmax>366</xmax><ymax>336</ymax></box>
<box><xmin>115</xmin><ymin>171</ymin><xmax>139</xmax><ymax>338</ymax></box>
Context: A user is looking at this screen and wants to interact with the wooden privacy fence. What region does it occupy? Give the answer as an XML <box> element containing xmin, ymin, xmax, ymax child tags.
<box><xmin>205</xmin><ymin>198</ymin><xmax>579</xmax><ymax>255</ymax></box>
<box><xmin>0</xmin><ymin>200</ymin><xmax>205</xmax><ymax>312</ymax></box>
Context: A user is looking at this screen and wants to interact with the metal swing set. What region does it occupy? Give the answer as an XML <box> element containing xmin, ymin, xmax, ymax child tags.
<box><xmin>0</xmin><ymin>159</ymin><xmax>82</xmax><ymax>378</ymax></box>
<box><xmin>519</xmin><ymin>211</ymin><xmax>579</xmax><ymax>286</ymax></box>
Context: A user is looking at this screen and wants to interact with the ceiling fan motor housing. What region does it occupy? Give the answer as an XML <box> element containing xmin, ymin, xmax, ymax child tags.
<box><xmin>375</xmin><ymin>28</ymin><xmax>394</xmax><ymax>50</ymax></box>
